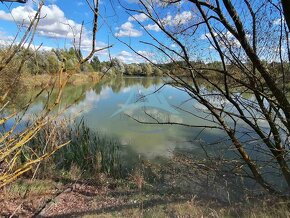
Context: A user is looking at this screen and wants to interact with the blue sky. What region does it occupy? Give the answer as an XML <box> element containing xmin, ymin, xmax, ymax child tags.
<box><xmin>0</xmin><ymin>0</ymin><xmax>146</xmax><ymax>62</ymax></box>
<box><xmin>0</xmin><ymin>0</ymin><xmax>284</xmax><ymax>63</ymax></box>
<box><xmin>0</xmin><ymin>0</ymin><xmax>201</xmax><ymax>63</ymax></box>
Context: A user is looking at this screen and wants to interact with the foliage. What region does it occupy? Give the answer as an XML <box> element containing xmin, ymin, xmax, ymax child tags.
<box><xmin>0</xmin><ymin>2</ymin><xmax>69</xmax><ymax>188</ymax></box>
<box><xmin>90</xmin><ymin>56</ymin><xmax>101</xmax><ymax>71</ymax></box>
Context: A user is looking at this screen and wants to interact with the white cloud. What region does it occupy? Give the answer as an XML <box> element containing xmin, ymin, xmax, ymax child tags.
<box><xmin>0</xmin><ymin>4</ymin><xmax>108</xmax><ymax>54</ymax></box>
<box><xmin>120</xmin><ymin>50</ymin><xmax>133</xmax><ymax>57</ymax></box>
<box><xmin>162</xmin><ymin>11</ymin><xmax>193</xmax><ymax>26</ymax></box>
<box><xmin>273</xmin><ymin>18</ymin><xmax>284</xmax><ymax>25</ymax></box>
<box><xmin>114</xmin><ymin>50</ymin><xmax>153</xmax><ymax>63</ymax></box>
<box><xmin>117</xmin><ymin>9</ymin><xmax>193</xmax><ymax>36</ymax></box>
<box><xmin>137</xmin><ymin>50</ymin><xmax>154</xmax><ymax>58</ymax></box>
<box><xmin>171</xmin><ymin>11</ymin><xmax>193</xmax><ymax>26</ymax></box>
<box><xmin>126</xmin><ymin>0</ymin><xmax>172</xmax><ymax>7</ymax></box>
<box><xmin>26</xmin><ymin>44</ymin><xmax>54</xmax><ymax>51</ymax></box>
<box><xmin>0</xmin><ymin>32</ymin><xmax>54</xmax><ymax>51</ymax></box>
<box><xmin>0</xmin><ymin>5</ymin><xmax>81</xmax><ymax>39</ymax></box>
<box><xmin>0</xmin><ymin>30</ymin><xmax>15</xmax><ymax>46</ymax></box>
<box><xmin>128</xmin><ymin>13</ymin><xmax>148</xmax><ymax>22</ymax></box>
<box><xmin>146</xmin><ymin>11</ymin><xmax>193</xmax><ymax>32</ymax></box>
<box><xmin>64</xmin><ymin>87</ymin><xmax>110</xmax><ymax>118</ymax></box>
<box><xmin>145</xmin><ymin>23</ymin><xmax>161</xmax><ymax>32</ymax></box>
<box><xmin>117</xmin><ymin>13</ymin><xmax>148</xmax><ymax>37</ymax></box>
<box><xmin>201</xmin><ymin>31</ymin><xmax>242</xmax><ymax>49</ymax></box>
<box><xmin>200</xmin><ymin>32</ymin><xmax>217</xmax><ymax>40</ymax></box>
<box><xmin>115</xmin><ymin>50</ymin><xmax>135</xmax><ymax>63</ymax></box>
<box><xmin>115</xmin><ymin>21</ymin><xmax>142</xmax><ymax>37</ymax></box>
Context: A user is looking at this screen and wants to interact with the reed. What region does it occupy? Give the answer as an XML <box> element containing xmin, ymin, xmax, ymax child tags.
<box><xmin>26</xmin><ymin>120</ymin><xmax>122</xmax><ymax>179</ymax></box>
<box><xmin>56</xmin><ymin>120</ymin><xmax>122</xmax><ymax>178</ymax></box>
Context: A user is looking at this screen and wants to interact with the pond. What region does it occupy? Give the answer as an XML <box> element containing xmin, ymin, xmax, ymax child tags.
<box><xmin>73</xmin><ymin>77</ymin><xmax>226</xmax><ymax>158</ymax></box>
<box><xmin>15</xmin><ymin>76</ymin><xmax>225</xmax><ymax>160</ymax></box>
<box><xmin>4</xmin><ymin>76</ymin><xmax>288</xmax><ymax>192</ymax></box>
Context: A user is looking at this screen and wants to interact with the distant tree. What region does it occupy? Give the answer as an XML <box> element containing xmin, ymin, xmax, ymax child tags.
<box><xmin>90</xmin><ymin>56</ymin><xmax>101</xmax><ymax>71</ymax></box>
<box><xmin>81</xmin><ymin>62</ymin><xmax>94</xmax><ymax>72</ymax></box>
<box><xmin>141</xmin><ymin>63</ymin><xmax>153</xmax><ymax>76</ymax></box>
<box><xmin>0</xmin><ymin>0</ymin><xmax>108</xmax><ymax>188</ymax></box>
<box><xmin>124</xmin><ymin>64</ymin><xmax>134</xmax><ymax>75</ymax></box>
<box><xmin>153</xmin><ymin>67</ymin><xmax>163</xmax><ymax>76</ymax></box>
<box><xmin>111</xmin><ymin>58</ymin><xmax>125</xmax><ymax>75</ymax></box>
<box><xmin>47</xmin><ymin>52</ymin><xmax>61</xmax><ymax>74</ymax></box>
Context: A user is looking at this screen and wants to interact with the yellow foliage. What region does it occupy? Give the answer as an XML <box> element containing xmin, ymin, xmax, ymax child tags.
<box><xmin>0</xmin><ymin>54</ymin><xmax>70</xmax><ymax>188</ymax></box>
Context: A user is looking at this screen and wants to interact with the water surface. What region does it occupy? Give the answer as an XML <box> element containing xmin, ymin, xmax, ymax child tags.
<box><xmin>24</xmin><ymin>77</ymin><xmax>225</xmax><ymax>160</ymax></box>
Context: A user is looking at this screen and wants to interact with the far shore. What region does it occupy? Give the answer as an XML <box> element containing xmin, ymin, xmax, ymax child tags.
<box><xmin>20</xmin><ymin>71</ymin><xmax>101</xmax><ymax>89</ymax></box>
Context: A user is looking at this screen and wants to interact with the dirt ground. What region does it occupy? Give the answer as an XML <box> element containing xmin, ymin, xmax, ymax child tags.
<box><xmin>0</xmin><ymin>179</ymin><xmax>194</xmax><ymax>217</ymax></box>
<box><xmin>1</xmin><ymin>179</ymin><xmax>127</xmax><ymax>217</ymax></box>
<box><xmin>2</xmin><ymin>177</ymin><xmax>290</xmax><ymax>218</ymax></box>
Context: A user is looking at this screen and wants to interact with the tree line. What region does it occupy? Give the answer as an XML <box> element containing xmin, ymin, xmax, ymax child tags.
<box><xmin>3</xmin><ymin>45</ymin><xmax>287</xmax><ymax>81</ymax></box>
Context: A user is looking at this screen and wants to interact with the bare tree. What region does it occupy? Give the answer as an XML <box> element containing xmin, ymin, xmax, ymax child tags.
<box><xmin>122</xmin><ymin>0</ymin><xmax>290</xmax><ymax>196</ymax></box>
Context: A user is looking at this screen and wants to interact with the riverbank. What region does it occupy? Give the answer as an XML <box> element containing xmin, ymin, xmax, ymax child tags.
<box><xmin>1</xmin><ymin>121</ymin><xmax>290</xmax><ymax>217</ymax></box>
<box><xmin>1</xmin><ymin>175</ymin><xmax>289</xmax><ymax>217</ymax></box>
<box><xmin>20</xmin><ymin>72</ymin><xmax>101</xmax><ymax>90</ymax></box>
<box><xmin>1</xmin><ymin>119</ymin><xmax>288</xmax><ymax>217</ymax></box>
<box><xmin>2</xmin><ymin>76</ymin><xmax>290</xmax><ymax>217</ymax></box>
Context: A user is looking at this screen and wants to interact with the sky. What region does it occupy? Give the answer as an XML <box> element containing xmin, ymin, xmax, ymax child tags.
<box><xmin>0</xmin><ymin>0</ymin><xmax>200</xmax><ymax>63</ymax></box>
<box><xmin>0</xmin><ymin>0</ymin><xmax>284</xmax><ymax>63</ymax></box>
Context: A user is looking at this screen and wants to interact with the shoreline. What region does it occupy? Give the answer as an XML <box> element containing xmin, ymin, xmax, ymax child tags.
<box><xmin>1</xmin><ymin>174</ymin><xmax>288</xmax><ymax>217</ymax></box>
<box><xmin>20</xmin><ymin>72</ymin><xmax>101</xmax><ymax>90</ymax></box>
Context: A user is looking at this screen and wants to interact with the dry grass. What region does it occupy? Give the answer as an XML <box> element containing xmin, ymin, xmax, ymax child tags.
<box><xmin>1</xmin><ymin>174</ymin><xmax>290</xmax><ymax>217</ymax></box>
<box><xmin>69</xmin><ymin>72</ymin><xmax>101</xmax><ymax>85</ymax></box>
<box><xmin>21</xmin><ymin>72</ymin><xmax>101</xmax><ymax>89</ymax></box>
<box><xmin>83</xmin><ymin>198</ymin><xmax>290</xmax><ymax>218</ymax></box>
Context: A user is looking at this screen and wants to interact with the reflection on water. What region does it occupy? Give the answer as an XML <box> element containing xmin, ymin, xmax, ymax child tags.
<box><xmin>80</xmin><ymin>77</ymin><xmax>224</xmax><ymax>159</ymax></box>
<box><xmin>17</xmin><ymin>77</ymin><xmax>225</xmax><ymax>160</ymax></box>
<box><xmin>6</xmin><ymin>76</ymin><xmax>288</xmax><ymax>192</ymax></box>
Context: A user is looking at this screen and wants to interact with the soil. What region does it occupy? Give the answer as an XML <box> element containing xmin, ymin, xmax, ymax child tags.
<box><xmin>0</xmin><ymin>179</ymin><xmax>123</xmax><ymax>217</ymax></box>
<box><xmin>0</xmin><ymin>178</ymin><xmax>178</xmax><ymax>217</ymax></box>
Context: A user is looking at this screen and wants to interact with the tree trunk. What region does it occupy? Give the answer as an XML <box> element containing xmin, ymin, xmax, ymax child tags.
<box><xmin>282</xmin><ymin>0</ymin><xmax>290</xmax><ymax>30</ymax></box>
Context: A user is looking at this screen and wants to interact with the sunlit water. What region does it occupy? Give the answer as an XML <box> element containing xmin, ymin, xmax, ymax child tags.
<box><xmin>13</xmin><ymin>77</ymin><xmax>225</xmax><ymax>160</ymax></box>
<box><xmin>66</xmin><ymin>77</ymin><xmax>225</xmax><ymax>159</ymax></box>
<box><xmin>4</xmin><ymin>76</ymin><xmax>288</xmax><ymax>192</ymax></box>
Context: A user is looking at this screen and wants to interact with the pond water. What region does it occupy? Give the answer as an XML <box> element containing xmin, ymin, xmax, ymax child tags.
<box><xmin>4</xmin><ymin>76</ymin><xmax>288</xmax><ymax>192</ymax></box>
<box><xmin>17</xmin><ymin>76</ymin><xmax>226</xmax><ymax>161</ymax></box>
<box><xmin>68</xmin><ymin>77</ymin><xmax>226</xmax><ymax>159</ymax></box>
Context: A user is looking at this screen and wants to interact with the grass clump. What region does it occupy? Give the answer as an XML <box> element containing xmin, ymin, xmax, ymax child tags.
<box><xmin>25</xmin><ymin>120</ymin><xmax>122</xmax><ymax>180</ymax></box>
<box><xmin>55</xmin><ymin>120</ymin><xmax>122</xmax><ymax>178</ymax></box>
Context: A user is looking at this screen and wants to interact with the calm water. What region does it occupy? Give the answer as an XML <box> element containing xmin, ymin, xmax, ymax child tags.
<box><xmin>6</xmin><ymin>76</ymin><xmax>288</xmax><ymax>191</ymax></box>
<box><xmin>71</xmin><ymin>77</ymin><xmax>226</xmax><ymax>159</ymax></box>
<box><xmin>17</xmin><ymin>76</ymin><xmax>225</xmax><ymax>160</ymax></box>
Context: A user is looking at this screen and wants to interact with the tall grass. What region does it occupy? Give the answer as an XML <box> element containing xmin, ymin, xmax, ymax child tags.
<box><xmin>55</xmin><ymin>120</ymin><xmax>121</xmax><ymax>178</ymax></box>
<box><xmin>25</xmin><ymin>120</ymin><xmax>122</xmax><ymax>180</ymax></box>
